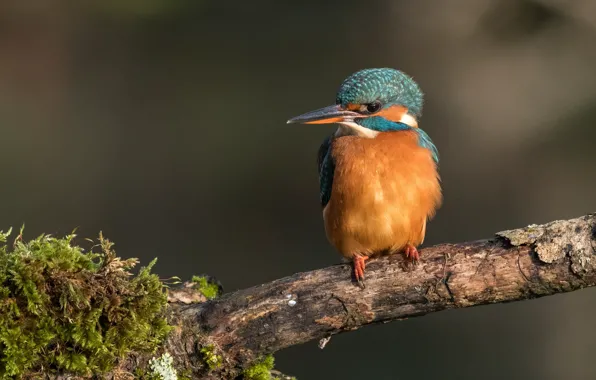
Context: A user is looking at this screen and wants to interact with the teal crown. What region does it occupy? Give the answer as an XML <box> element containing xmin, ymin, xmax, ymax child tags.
<box><xmin>335</xmin><ymin>68</ymin><xmax>424</xmax><ymax>117</ymax></box>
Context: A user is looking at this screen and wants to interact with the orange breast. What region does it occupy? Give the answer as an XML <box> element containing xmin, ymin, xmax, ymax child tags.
<box><xmin>323</xmin><ymin>130</ymin><xmax>442</xmax><ymax>258</ymax></box>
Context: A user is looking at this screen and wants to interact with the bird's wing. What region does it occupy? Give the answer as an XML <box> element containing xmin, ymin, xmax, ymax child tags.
<box><xmin>317</xmin><ymin>135</ymin><xmax>335</xmax><ymax>208</ymax></box>
<box><xmin>416</xmin><ymin>129</ymin><xmax>439</xmax><ymax>164</ymax></box>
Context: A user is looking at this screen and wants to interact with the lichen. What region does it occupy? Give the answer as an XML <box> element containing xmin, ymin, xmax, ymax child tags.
<box><xmin>199</xmin><ymin>344</ymin><xmax>223</xmax><ymax>370</ymax></box>
<box><xmin>0</xmin><ymin>228</ymin><xmax>171</xmax><ymax>377</ymax></box>
<box><xmin>148</xmin><ymin>352</ymin><xmax>177</xmax><ymax>380</ymax></box>
<box><xmin>191</xmin><ymin>275</ymin><xmax>221</xmax><ymax>300</ymax></box>
<box><xmin>497</xmin><ymin>216</ymin><xmax>596</xmax><ymax>272</ymax></box>
<box><xmin>243</xmin><ymin>355</ymin><xmax>275</xmax><ymax>380</ymax></box>
<box><xmin>496</xmin><ymin>224</ymin><xmax>544</xmax><ymax>246</ymax></box>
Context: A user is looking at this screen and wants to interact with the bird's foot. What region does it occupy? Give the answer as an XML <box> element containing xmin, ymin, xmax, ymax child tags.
<box><xmin>404</xmin><ymin>245</ymin><xmax>420</xmax><ymax>262</ymax></box>
<box><xmin>352</xmin><ymin>255</ymin><xmax>369</xmax><ymax>283</ymax></box>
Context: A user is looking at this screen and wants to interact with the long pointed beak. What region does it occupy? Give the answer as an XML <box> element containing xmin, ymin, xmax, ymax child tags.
<box><xmin>286</xmin><ymin>104</ymin><xmax>360</xmax><ymax>125</ymax></box>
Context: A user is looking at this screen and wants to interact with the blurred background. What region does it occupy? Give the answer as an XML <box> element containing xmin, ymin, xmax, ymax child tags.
<box><xmin>1</xmin><ymin>0</ymin><xmax>596</xmax><ymax>379</ymax></box>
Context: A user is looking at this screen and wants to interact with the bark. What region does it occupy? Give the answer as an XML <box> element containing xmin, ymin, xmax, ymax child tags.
<box><xmin>51</xmin><ymin>213</ymin><xmax>596</xmax><ymax>379</ymax></box>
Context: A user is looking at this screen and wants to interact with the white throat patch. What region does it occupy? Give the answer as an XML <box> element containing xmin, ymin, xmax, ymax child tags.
<box><xmin>336</xmin><ymin>121</ymin><xmax>379</xmax><ymax>138</ymax></box>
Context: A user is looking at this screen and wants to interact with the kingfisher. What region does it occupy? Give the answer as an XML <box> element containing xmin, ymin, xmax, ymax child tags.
<box><xmin>287</xmin><ymin>68</ymin><xmax>442</xmax><ymax>283</ymax></box>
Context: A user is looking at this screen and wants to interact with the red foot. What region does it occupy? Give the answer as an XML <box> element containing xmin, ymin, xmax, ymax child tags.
<box><xmin>352</xmin><ymin>255</ymin><xmax>369</xmax><ymax>281</ymax></box>
<box><xmin>404</xmin><ymin>245</ymin><xmax>420</xmax><ymax>262</ymax></box>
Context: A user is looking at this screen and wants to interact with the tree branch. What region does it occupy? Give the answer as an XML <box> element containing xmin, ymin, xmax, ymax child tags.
<box><xmin>48</xmin><ymin>213</ymin><xmax>596</xmax><ymax>379</ymax></box>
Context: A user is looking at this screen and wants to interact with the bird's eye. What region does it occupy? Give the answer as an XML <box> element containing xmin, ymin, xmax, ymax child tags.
<box><xmin>365</xmin><ymin>101</ymin><xmax>381</xmax><ymax>114</ymax></box>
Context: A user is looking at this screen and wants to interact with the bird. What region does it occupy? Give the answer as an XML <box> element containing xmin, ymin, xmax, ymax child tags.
<box><xmin>287</xmin><ymin>68</ymin><xmax>442</xmax><ymax>283</ymax></box>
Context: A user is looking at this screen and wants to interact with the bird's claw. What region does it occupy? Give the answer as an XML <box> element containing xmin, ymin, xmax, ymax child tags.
<box><xmin>404</xmin><ymin>245</ymin><xmax>420</xmax><ymax>262</ymax></box>
<box><xmin>352</xmin><ymin>255</ymin><xmax>369</xmax><ymax>284</ymax></box>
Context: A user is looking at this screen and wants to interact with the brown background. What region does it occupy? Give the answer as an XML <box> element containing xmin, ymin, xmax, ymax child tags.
<box><xmin>1</xmin><ymin>1</ymin><xmax>596</xmax><ymax>379</ymax></box>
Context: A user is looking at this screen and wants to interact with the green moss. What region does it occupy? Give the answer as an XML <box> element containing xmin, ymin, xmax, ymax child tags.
<box><xmin>177</xmin><ymin>368</ymin><xmax>192</xmax><ymax>380</ymax></box>
<box><xmin>199</xmin><ymin>344</ymin><xmax>223</xmax><ymax>370</ymax></box>
<box><xmin>191</xmin><ymin>275</ymin><xmax>221</xmax><ymax>300</ymax></box>
<box><xmin>243</xmin><ymin>355</ymin><xmax>275</xmax><ymax>380</ymax></box>
<box><xmin>0</xmin><ymin>229</ymin><xmax>171</xmax><ymax>377</ymax></box>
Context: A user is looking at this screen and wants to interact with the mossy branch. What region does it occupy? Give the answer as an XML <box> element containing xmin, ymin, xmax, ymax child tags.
<box><xmin>3</xmin><ymin>213</ymin><xmax>596</xmax><ymax>379</ymax></box>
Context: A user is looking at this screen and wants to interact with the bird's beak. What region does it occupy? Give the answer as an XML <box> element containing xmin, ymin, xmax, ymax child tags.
<box><xmin>286</xmin><ymin>104</ymin><xmax>360</xmax><ymax>125</ymax></box>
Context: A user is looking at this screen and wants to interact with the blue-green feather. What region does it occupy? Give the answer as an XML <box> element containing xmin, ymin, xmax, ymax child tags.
<box><xmin>415</xmin><ymin>128</ymin><xmax>439</xmax><ymax>164</ymax></box>
<box><xmin>335</xmin><ymin>68</ymin><xmax>424</xmax><ymax>117</ymax></box>
<box><xmin>357</xmin><ymin>116</ymin><xmax>407</xmax><ymax>132</ymax></box>
<box><xmin>317</xmin><ymin>135</ymin><xmax>335</xmax><ymax>207</ymax></box>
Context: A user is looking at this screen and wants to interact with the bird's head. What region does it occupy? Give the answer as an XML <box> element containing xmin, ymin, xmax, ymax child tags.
<box><xmin>287</xmin><ymin>68</ymin><xmax>423</xmax><ymax>137</ymax></box>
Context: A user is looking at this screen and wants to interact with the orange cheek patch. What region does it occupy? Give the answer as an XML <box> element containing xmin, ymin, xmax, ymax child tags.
<box><xmin>376</xmin><ymin>105</ymin><xmax>408</xmax><ymax>122</ymax></box>
<box><xmin>346</xmin><ymin>103</ymin><xmax>361</xmax><ymax>111</ymax></box>
<box><xmin>305</xmin><ymin>117</ymin><xmax>344</xmax><ymax>124</ymax></box>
